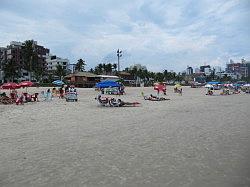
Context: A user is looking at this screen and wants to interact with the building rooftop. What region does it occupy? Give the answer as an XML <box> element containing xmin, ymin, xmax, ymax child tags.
<box><xmin>65</xmin><ymin>72</ymin><xmax>98</xmax><ymax>78</ymax></box>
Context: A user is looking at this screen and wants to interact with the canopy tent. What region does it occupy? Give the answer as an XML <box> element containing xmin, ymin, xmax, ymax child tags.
<box><xmin>96</xmin><ymin>80</ymin><xmax>122</xmax><ymax>88</ymax></box>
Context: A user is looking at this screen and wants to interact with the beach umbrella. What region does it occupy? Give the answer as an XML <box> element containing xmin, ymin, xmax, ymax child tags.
<box><xmin>19</xmin><ymin>81</ymin><xmax>33</xmax><ymax>92</ymax></box>
<box><xmin>174</xmin><ymin>84</ymin><xmax>181</xmax><ymax>88</ymax></box>
<box><xmin>19</xmin><ymin>81</ymin><xmax>33</xmax><ymax>87</ymax></box>
<box><xmin>0</xmin><ymin>82</ymin><xmax>21</xmax><ymax>90</ymax></box>
<box><xmin>207</xmin><ymin>81</ymin><xmax>221</xmax><ymax>85</ymax></box>
<box><xmin>52</xmin><ymin>80</ymin><xmax>65</xmax><ymax>86</ymax></box>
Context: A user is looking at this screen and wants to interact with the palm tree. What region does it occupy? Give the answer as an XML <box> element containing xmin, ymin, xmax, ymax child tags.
<box><xmin>22</xmin><ymin>40</ymin><xmax>35</xmax><ymax>81</ymax></box>
<box><xmin>112</xmin><ymin>63</ymin><xmax>117</xmax><ymax>72</ymax></box>
<box><xmin>89</xmin><ymin>68</ymin><xmax>94</xmax><ymax>73</ymax></box>
<box><xmin>102</xmin><ymin>63</ymin><xmax>107</xmax><ymax>74</ymax></box>
<box><xmin>55</xmin><ymin>65</ymin><xmax>66</xmax><ymax>80</ymax></box>
<box><xmin>3</xmin><ymin>59</ymin><xmax>20</xmax><ymax>82</ymax></box>
<box><xmin>106</xmin><ymin>63</ymin><xmax>113</xmax><ymax>75</ymax></box>
<box><xmin>94</xmin><ymin>63</ymin><xmax>103</xmax><ymax>74</ymax></box>
<box><xmin>75</xmin><ymin>59</ymin><xmax>86</xmax><ymax>72</ymax></box>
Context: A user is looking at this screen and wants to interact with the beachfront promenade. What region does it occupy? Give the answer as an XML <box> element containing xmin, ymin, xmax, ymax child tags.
<box><xmin>0</xmin><ymin>87</ymin><xmax>249</xmax><ymax>186</ymax></box>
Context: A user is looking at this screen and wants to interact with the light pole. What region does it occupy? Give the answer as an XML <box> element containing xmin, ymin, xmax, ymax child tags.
<box><xmin>117</xmin><ymin>49</ymin><xmax>122</xmax><ymax>72</ymax></box>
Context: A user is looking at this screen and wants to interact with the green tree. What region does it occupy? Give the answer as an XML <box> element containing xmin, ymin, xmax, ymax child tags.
<box><xmin>106</xmin><ymin>63</ymin><xmax>113</xmax><ymax>75</ymax></box>
<box><xmin>3</xmin><ymin>59</ymin><xmax>20</xmax><ymax>82</ymax></box>
<box><xmin>155</xmin><ymin>72</ymin><xmax>164</xmax><ymax>82</ymax></box>
<box><xmin>22</xmin><ymin>40</ymin><xmax>36</xmax><ymax>80</ymax></box>
<box><xmin>33</xmin><ymin>54</ymin><xmax>44</xmax><ymax>82</ymax></box>
<box><xmin>55</xmin><ymin>65</ymin><xmax>66</xmax><ymax>80</ymax></box>
<box><xmin>75</xmin><ymin>59</ymin><xmax>86</xmax><ymax>72</ymax></box>
<box><xmin>94</xmin><ymin>63</ymin><xmax>103</xmax><ymax>74</ymax></box>
<box><xmin>112</xmin><ymin>63</ymin><xmax>117</xmax><ymax>72</ymax></box>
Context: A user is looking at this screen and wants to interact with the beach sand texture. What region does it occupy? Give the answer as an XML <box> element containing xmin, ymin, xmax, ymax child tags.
<box><xmin>0</xmin><ymin>87</ymin><xmax>250</xmax><ymax>187</ymax></box>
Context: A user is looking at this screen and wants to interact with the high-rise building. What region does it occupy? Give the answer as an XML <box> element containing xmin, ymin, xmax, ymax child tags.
<box><xmin>186</xmin><ymin>66</ymin><xmax>193</xmax><ymax>75</ymax></box>
<box><xmin>200</xmin><ymin>65</ymin><xmax>210</xmax><ymax>73</ymax></box>
<box><xmin>214</xmin><ymin>66</ymin><xmax>222</xmax><ymax>74</ymax></box>
<box><xmin>46</xmin><ymin>54</ymin><xmax>70</xmax><ymax>74</ymax></box>
<box><xmin>194</xmin><ymin>68</ymin><xmax>200</xmax><ymax>74</ymax></box>
<box><xmin>226</xmin><ymin>59</ymin><xmax>248</xmax><ymax>78</ymax></box>
<box><xmin>204</xmin><ymin>67</ymin><xmax>211</xmax><ymax>76</ymax></box>
<box><xmin>0</xmin><ymin>41</ymin><xmax>50</xmax><ymax>81</ymax></box>
<box><xmin>0</xmin><ymin>47</ymin><xmax>6</xmax><ymax>83</ymax></box>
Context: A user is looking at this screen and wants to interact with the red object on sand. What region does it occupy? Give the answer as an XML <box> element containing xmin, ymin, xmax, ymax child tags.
<box><xmin>19</xmin><ymin>81</ymin><xmax>33</xmax><ymax>87</ymax></box>
<box><xmin>0</xmin><ymin>82</ymin><xmax>21</xmax><ymax>89</ymax></box>
<box><xmin>154</xmin><ymin>83</ymin><xmax>166</xmax><ymax>92</ymax></box>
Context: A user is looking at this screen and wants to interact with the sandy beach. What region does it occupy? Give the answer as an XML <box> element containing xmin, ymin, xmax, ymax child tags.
<box><xmin>0</xmin><ymin>86</ymin><xmax>249</xmax><ymax>187</ymax></box>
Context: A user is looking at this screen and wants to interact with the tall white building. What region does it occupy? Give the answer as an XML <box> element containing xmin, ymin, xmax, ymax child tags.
<box><xmin>194</xmin><ymin>68</ymin><xmax>200</xmax><ymax>74</ymax></box>
<box><xmin>214</xmin><ymin>66</ymin><xmax>222</xmax><ymax>73</ymax></box>
<box><xmin>204</xmin><ymin>67</ymin><xmax>211</xmax><ymax>76</ymax></box>
<box><xmin>46</xmin><ymin>54</ymin><xmax>69</xmax><ymax>73</ymax></box>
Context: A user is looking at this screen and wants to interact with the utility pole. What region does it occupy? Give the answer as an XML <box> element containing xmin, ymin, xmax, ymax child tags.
<box><xmin>117</xmin><ymin>49</ymin><xmax>122</xmax><ymax>72</ymax></box>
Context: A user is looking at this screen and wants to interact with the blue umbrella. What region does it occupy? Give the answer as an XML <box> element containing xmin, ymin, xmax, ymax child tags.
<box><xmin>52</xmin><ymin>80</ymin><xmax>65</xmax><ymax>86</ymax></box>
<box><xmin>207</xmin><ymin>81</ymin><xmax>222</xmax><ymax>85</ymax></box>
<box><xmin>96</xmin><ymin>80</ymin><xmax>121</xmax><ymax>88</ymax></box>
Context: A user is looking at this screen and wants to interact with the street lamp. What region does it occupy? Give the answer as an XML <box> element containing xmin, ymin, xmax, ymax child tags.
<box><xmin>117</xmin><ymin>49</ymin><xmax>122</xmax><ymax>72</ymax></box>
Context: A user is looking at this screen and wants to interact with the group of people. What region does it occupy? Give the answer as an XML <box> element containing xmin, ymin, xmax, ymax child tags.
<box><xmin>0</xmin><ymin>90</ymin><xmax>39</xmax><ymax>105</ymax></box>
<box><xmin>42</xmin><ymin>85</ymin><xmax>77</xmax><ymax>101</ymax></box>
<box><xmin>174</xmin><ymin>87</ymin><xmax>183</xmax><ymax>95</ymax></box>
<box><xmin>206</xmin><ymin>86</ymin><xmax>241</xmax><ymax>96</ymax></box>
<box><xmin>95</xmin><ymin>95</ymin><xmax>140</xmax><ymax>107</ymax></box>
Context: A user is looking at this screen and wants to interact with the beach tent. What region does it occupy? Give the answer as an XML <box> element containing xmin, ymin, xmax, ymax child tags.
<box><xmin>52</xmin><ymin>80</ymin><xmax>65</xmax><ymax>86</ymax></box>
<box><xmin>96</xmin><ymin>80</ymin><xmax>122</xmax><ymax>88</ymax></box>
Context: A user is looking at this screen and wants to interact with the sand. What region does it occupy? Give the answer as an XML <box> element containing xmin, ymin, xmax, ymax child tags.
<box><xmin>0</xmin><ymin>86</ymin><xmax>250</xmax><ymax>187</ymax></box>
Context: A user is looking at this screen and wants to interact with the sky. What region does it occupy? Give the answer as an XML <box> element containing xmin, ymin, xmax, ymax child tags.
<box><xmin>0</xmin><ymin>0</ymin><xmax>249</xmax><ymax>72</ymax></box>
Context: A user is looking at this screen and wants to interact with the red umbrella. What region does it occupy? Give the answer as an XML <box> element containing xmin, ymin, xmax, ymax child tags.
<box><xmin>19</xmin><ymin>81</ymin><xmax>33</xmax><ymax>87</ymax></box>
<box><xmin>0</xmin><ymin>82</ymin><xmax>21</xmax><ymax>89</ymax></box>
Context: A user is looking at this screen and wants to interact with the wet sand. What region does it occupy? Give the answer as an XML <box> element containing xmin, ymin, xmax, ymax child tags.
<box><xmin>0</xmin><ymin>86</ymin><xmax>250</xmax><ymax>187</ymax></box>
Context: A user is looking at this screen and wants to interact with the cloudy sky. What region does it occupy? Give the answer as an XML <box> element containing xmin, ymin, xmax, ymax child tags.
<box><xmin>0</xmin><ymin>0</ymin><xmax>249</xmax><ymax>72</ymax></box>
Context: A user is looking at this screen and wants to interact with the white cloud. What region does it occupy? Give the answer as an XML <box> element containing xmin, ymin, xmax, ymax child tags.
<box><xmin>0</xmin><ymin>0</ymin><xmax>249</xmax><ymax>71</ymax></box>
